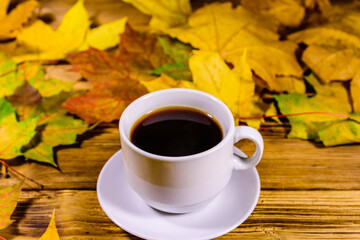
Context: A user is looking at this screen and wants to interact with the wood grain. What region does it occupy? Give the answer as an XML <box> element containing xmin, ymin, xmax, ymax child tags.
<box><xmin>1</xmin><ymin>190</ymin><xmax>360</xmax><ymax>239</ymax></box>
<box><xmin>1</xmin><ymin>124</ymin><xmax>360</xmax><ymax>239</ymax></box>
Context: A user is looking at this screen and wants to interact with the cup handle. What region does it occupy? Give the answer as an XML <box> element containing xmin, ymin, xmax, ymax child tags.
<box><xmin>233</xmin><ymin>126</ymin><xmax>264</xmax><ymax>170</ymax></box>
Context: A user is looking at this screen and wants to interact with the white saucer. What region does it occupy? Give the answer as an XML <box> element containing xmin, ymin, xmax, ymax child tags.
<box><xmin>97</xmin><ymin>150</ymin><xmax>260</xmax><ymax>240</ymax></box>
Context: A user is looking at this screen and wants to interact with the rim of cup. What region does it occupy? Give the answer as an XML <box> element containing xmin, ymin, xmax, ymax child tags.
<box><xmin>119</xmin><ymin>88</ymin><xmax>235</xmax><ymax>162</ymax></box>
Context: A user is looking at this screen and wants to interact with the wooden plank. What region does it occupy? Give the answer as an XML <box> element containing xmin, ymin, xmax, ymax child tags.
<box><xmin>1</xmin><ymin>190</ymin><xmax>360</xmax><ymax>239</ymax></box>
<box><xmin>238</xmin><ymin>129</ymin><xmax>360</xmax><ymax>190</ymax></box>
<box><xmin>1</xmin><ymin>125</ymin><xmax>360</xmax><ymax>190</ymax></box>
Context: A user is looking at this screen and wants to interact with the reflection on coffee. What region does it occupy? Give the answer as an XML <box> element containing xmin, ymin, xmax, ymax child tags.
<box><xmin>130</xmin><ymin>107</ymin><xmax>223</xmax><ymax>157</ymax></box>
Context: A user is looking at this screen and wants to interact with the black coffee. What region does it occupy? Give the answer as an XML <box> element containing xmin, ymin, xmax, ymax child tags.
<box><xmin>130</xmin><ymin>107</ymin><xmax>223</xmax><ymax>157</ymax></box>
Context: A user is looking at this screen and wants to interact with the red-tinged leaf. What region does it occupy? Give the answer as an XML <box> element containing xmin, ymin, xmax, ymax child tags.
<box><xmin>67</xmin><ymin>47</ymin><xmax>139</xmax><ymax>83</ymax></box>
<box><xmin>0</xmin><ymin>181</ymin><xmax>23</xmax><ymax>229</ymax></box>
<box><xmin>64</xmin><ymin>81</ymin><xmax>147</xmax><ymax>123</ymax></box>
<box><xmin>64</xmin><ymin>24</ymin><xmax>171</xmax><ymax>123</ymax></box>
<box><xmin>63</xmin><ymin>92</ymin><xmax>126</xmax><ymax>124</ymax></box>
<box><xmin>67</xmin><ymin>25</ymin><xmax>167</xmax><ymax>84</ymax></box>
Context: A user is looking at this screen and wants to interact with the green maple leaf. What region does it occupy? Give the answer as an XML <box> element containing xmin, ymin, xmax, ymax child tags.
<box><xmin>0</xmin><ymin>181</ymin><xmax>23</xmax><ymax>229</ymax></box>
<box><xmin>150</xmin><ymin>36</ymin><xmax>192</xmax><ymax>80</ymax></box>
<box><xmin>0</xmin><ymin>98</ymin><xmax>38</xmax><ymax>159</ymax></box>
<box><xmin>0</xmin><ymin>96</ymin><xmax>15</xmax><ymax>117</ymax></box>
<box><xmin>18</xmin><ymin>62</ymin><xmax>73</xmax><ymax>97</ymax></box>
<box><xmin>6</xmin><ymin>84</ymin><xmax>88</xmax><ymax>166</ymax></box>
<box><xmin>274</xmin><ymin>92</ymin><xmax>349</xmax><ymax>140</ymax></box>
<box><xmin>274</xmin><ymin>74</ymin><xmax>360</xmax><ymax>146</ymax></box>
<box><xmin>0</xmin><ymin>55</ymin><xmax>87</xmax><ymax>165</ymax></box>
<box><xmin>0</xmin><ymin>53</ymin><xmax>23</xmax><ymax>98</ymax></box>
<box><xmin>24</xmin><ymin>115</ymin><xmax>88</xmax><ymax>167</ymax></box>
<box><xmin>317</xmin><ymin>120</ymin><xmax>360</xmax><ymax>146</ymax></box>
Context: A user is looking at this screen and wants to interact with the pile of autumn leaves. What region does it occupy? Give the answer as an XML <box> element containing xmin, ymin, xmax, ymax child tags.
<box><xmin>2</xmin><ymin>1</ymin><xmax>360</xmax><ymax>168</ymax></box>
<box><xmin>1</xmin><ymin>0</ymin><xmax>360</xmax><ymax>235</ymax></box>
<box><xmin>0</xmin><ymin>0</ymin><xmax>360</xmax><ymax>167</ymax></box>
<box><xmin>1</xmin><ymin>1</ymin><xmax>359</xmax><ymax>174</ymax></box>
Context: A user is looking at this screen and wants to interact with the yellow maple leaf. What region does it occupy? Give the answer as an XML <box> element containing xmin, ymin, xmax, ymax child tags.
<box><xmin>77</xmin><ymin>17</ymin><xmax>127</xmax><ymax>51</ymax></box>
<box><xmin>39</xmin><ymin>210</ymin><xmax>60</xmax><ymax>240</ymax></box>
<box><xmin>0</xmin><ymin>0</ymin><xmax>40</xmax><ymax>40</ymax></box>
<box><xmin>143</xmin><ymin>50</ymin><xmax>255</xmax><ymax>124</ymax></box>
<box><xmin>123</xmin><ymin>0</ymin><xmax>191</xmax><ymax>29</ymax></box>
<box><xmin>11</xmin><ymin>0</ymin><xmax>127</xmax><ymax>63</ymax></box>
<box><xmin>289</xmin><ymin>28</ymin><xmax>360</xmax><ymax>83</ymax></box>
<box><xmin>289</xmin><ymin>4</ymin><xmax>360</xmax><ymax>111</ymax></box>
<box><xmin>242</xmin><ymin>0</ymin><xmax>305</xmax><ymax>27</ymax></box>
<box><xmin>142</xmin><ymin>73</ymin><xmax>195</xmax><ymax>92</ymax></box>
<box><xmin>240</xmin><ymin>94</ymin><xmax>271</xmax><ymax>129</ymax></box>
<box><xmin>304</xmin><ymin>0</ymin><xmax>331</xmax><ymax>12</ymax></box>
<box><xmin>224</xmin><ymin>43</ymin><xmax>304</xmax><ymax>93</ymax></box>
<box><xmin>161</xmin><ymin>2</ymin><xmax>303</xmax><ymax>93</ymax></box>
<box><xmin>351</xmin><ymin>67</ymin><xmax>360</xmax><ymax>112</ymax></box>
<box><xmin>13</xmin><ymin>0</ymin><xmax>89</xmax><ymax>62</ymax></box>
<box><xmin>163</xmin><ymin>2</ymin><xmax>279</xmax><ymax>54</ymax></box>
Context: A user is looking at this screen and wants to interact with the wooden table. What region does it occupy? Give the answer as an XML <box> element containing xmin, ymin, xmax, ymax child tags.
<box><xmin>1</xmin><ymin>1</ymin><xmax>360</xmax><ymax>239</ymax></box>
<box><xmin>2</xmin><ymin>122</ymin><xmax>360</xmax><ymax>239</ymax></box>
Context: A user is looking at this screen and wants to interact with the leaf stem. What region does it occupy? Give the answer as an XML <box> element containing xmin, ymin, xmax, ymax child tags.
<box><xmin>238</xmin><ymin>112</ymin><xmax>349</xmax><ymax>120</ymax></box>
<box><xmin>0</xmin><ymin>159</ymin><xmax>44</xmax><ymax>189</ymax></box>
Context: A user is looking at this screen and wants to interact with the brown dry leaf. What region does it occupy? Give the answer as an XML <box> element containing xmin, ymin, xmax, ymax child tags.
<box><xmin>118</xmin><ymin>24</ymin><xmax>169</xmax><ymax>69</ymax></box>
<box><xmin>0</xmin><ymin>0</ymin><xmax>40</xmax><ymax>40</ymax></box>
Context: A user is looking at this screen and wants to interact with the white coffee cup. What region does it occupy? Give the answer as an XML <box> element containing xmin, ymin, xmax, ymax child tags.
<box><xmin>119</xmin><ymin>88</ymin><xmax>264</xmax><ymax>213</ymax></box>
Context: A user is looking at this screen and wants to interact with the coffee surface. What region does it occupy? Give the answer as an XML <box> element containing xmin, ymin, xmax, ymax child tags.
<box><xmin>130</xmin><ymin>107</ymin><xmax>223</xmax><ymax>157</ymax></box>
